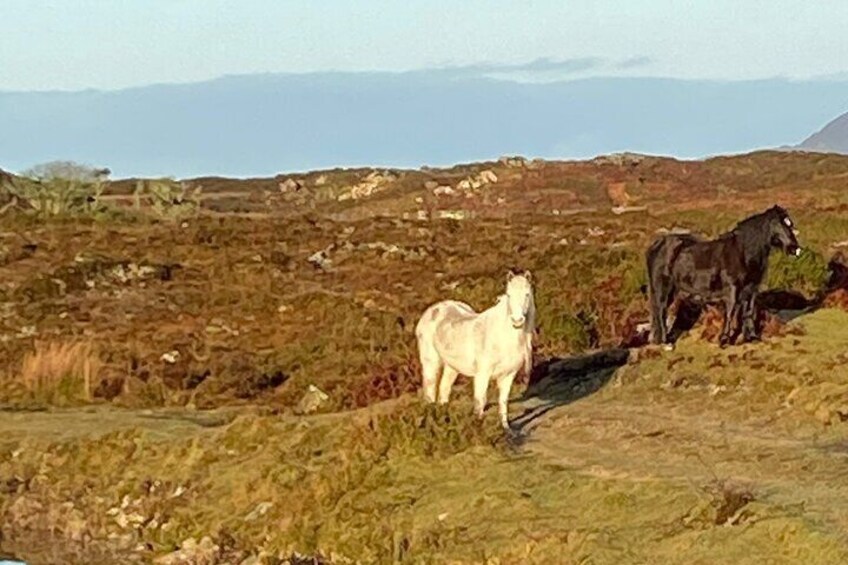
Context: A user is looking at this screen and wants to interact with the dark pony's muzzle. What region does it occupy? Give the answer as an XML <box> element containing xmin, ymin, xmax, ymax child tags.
<box><xmin>786</xmin><ymin>243</ymin><xmax>801</xmax><ymax>257</ymax></box>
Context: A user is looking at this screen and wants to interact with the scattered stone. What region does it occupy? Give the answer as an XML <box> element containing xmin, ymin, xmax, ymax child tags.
<box><xmin>611</xmin><ymin>205</ymin><xmax>648</xmax><ymax>215</ymax></box>
<box><xmin>314</xmin><ymin>175</ymin><xmax>327</xmax><ymax>186</ymax></box>
<box><xmin>110</xmin><ymin>263</ymin><xmax>158</xmax><ymax>284</ymax></box>
<box><xmin>160</xmin><ymin>350</ymin><xmax>180</xmax><ymax>364</ymax></box>
<box><xmin>656</xmin><ymin>226</ymin><xmax>692</xmax><ymax>235</ymax></box>
<box><xmin>154</xmin><ymin>536</ymin><xmax>220</xmax><ymax>565</ymax></box>
<box><xmin>244</xmin><ymin>501</ymin><xmax>274</xmax><ymax>521</ymax></box>
<box><xmin>424</xmin><ymin>180</ymin><xmax>439</xmax><ymax>190</ymax></box>
<box><xmin>709</xmin><ymin>384</ymin><xmax>727</xmax><ymax>397</ymax></box>
<box><xmin>296</xmin><ymin>384</ymin><xmax>330</xmax><ymax>415</ymax></box>
<box><xmin>433</xmin><ymin>185</ymin><xmax>455</xmax><ymax>196</ymax></box>
<box><xmin>436</xmin><ymin>210</ymin><xmax>470</xmax><ymax>220</ymax></box>
<box><xmin>308</xmin><ymin>245</ymin><xmax>335</xmax><ymax>272</ymax></box>
<box><xmin>15</xmin><ymin>325</ymin><xmax>38</xmax><ymax>339</ymax></box>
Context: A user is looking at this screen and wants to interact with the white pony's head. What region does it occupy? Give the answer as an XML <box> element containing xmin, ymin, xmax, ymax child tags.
<box><xmin>505</xmin><ymin>270</ymin><xmax>534</xmax><ymax>329</ymax></box>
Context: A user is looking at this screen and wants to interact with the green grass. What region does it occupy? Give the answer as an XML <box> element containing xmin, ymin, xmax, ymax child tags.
<box><xmin>3</xmin><ymin>387</ymin><xmax>848</xmax><ymax>563</ymax></box>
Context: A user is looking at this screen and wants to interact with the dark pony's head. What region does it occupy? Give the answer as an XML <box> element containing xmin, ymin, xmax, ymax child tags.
<box><xmin>765</xmin><ymin>205</ymin><xmax>801</xmax><ymax>257</ymax></box>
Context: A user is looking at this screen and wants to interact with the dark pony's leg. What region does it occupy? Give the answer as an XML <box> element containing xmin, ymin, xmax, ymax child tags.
<box><xmin>719</xmin><ymin>286</ymin><xmax>740</xmax><ymax>348</ymax></box>
<box><xmin>648</xmin><ymin>273</ymin><xmax>673</xmax><ymax>345</ymax></box>
<box><xmin>741</xmin><ymin>287</ymin><xmax>760</xmax><ymax>342</ymax></box>
<box><xmin>647</xmin><ymin>239</ymin><xmax>673</xmax><ymax>345</ymax></box>
<box><xmin>727</xmin><ymin>300</ymin><xmax>744</xmax><ymax>345</ymax></box>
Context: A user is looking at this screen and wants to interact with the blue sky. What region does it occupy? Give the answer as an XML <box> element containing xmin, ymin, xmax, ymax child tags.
<box><xmin>2</xmin><ymin>0</ymin><xmax>848</xmax><ymax>91</ymax></box>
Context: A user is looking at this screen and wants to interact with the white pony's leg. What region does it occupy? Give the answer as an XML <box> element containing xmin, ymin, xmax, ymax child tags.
<box><xmin>496</xmin><ymin>371</ymin><xmax>517</xmax><ymax>430</ymax></box>
<box><xmin>473</xmin><ymin>373</ymin><xmax>491</xmax><ymax>418</ymax></box>
<box><xmin>416</xmin><ymin>310</ymin><xmax>443</xmax><ymax>404</ymax></box>
<box><xmin>438</xmin><ymin>366</ymin><xmax>459</xmax><ymax>404</ymax></box>
<box><xmin>418</xmin><ymin>342</ymin><xmax>441</xmax><ymax>404</ymax></box>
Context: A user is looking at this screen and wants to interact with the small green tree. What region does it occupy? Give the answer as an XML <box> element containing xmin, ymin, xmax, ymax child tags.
<box><xmin>22</xmin><ymin>161</ymin><xmax>110</xmax><ymax>183</ymax></box>
<box><xmin>2</xmin><ymin>160</ymin><xmax>108</xmax><ymax>217</ymax></box>
<box><xmin>134</xmin><ymin>178</ymin><xmax>202</xmax><ymax>220</ymax></box>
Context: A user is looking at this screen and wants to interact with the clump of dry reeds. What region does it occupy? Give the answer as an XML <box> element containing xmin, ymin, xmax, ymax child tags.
<box><xmin>19</xmin><ymin>341</ymin><xmax>102</xmax><ymax>404</ymax></box>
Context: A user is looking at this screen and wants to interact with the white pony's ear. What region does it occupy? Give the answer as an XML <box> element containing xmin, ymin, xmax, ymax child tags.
<box><xmin>523</xmin><ymin>270</ymin><xmax>533</xmax><ymax>283</ymax></box>
<box><xmin>506</xmin><ymin>270</ymin><xmax>515</xmax><ymax>282</ymax></box>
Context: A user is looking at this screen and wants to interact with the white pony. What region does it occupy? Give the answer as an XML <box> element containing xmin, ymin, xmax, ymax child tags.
<box><xmin>415</xmin><ymin>271</ymin><xmax>535</xmax><ymax>430</ymax></box>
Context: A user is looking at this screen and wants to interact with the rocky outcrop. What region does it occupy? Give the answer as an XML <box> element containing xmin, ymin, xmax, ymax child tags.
<box><xmin>337</xmin><ymin>170</ymin><xmax>397</xmax><ymax>201</ymax></box>
<box><xmin>431</xmin><ymin>170</ymin><xmax>498</xmax><ymax>197</ymax></box>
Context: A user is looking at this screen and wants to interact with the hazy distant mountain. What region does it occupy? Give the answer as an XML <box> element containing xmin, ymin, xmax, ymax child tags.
<box><xmin>799</xmin><ymin>111</ymin><xmax>848</xmax><ymax>154</ymax></box>
<box><xmin>1</xmin><ymin>71</ymin><xmax>847</xmax><ymax>177</ymax></box>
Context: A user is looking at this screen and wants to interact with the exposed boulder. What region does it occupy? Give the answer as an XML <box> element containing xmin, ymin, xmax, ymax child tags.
<box><xmin>278</xmin><ymin>178</ymin><xmax>304</xmax><ymax>193</ymax></box>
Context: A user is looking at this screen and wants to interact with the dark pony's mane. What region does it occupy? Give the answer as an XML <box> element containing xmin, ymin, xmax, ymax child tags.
<box><xmin>717</xmin><ymin>207</ymin><xmax>783</xmax><ymax>267</ymax></box>
<box><xmin>727</xmin><ymin>206</ymin><xmax>783</xmax><ymax>234</ymax></box>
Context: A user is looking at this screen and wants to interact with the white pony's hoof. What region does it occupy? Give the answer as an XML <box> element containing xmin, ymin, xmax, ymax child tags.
<box><xmin>662</xmin><ymin>343</ymin><xmax>675</xmax><ymax>352</ymax></box>
<box><xmin>502</xmin><ymin>424</ymin><xmax>523</xmax><ymax>437</ymax></box>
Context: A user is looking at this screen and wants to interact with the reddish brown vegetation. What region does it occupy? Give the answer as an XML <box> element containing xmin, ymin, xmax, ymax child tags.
<box><xmin>3</xmin><ymin>150</ymin><xmax>848</xmax><ymax>409</ymax></box>
<box><xmin>343</xmin><ymin>356</ymin><xmax>422</xmax><ymax>408</ymax></box>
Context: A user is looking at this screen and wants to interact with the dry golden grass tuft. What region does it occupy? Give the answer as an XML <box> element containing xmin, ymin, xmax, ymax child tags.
<box><xmin>18</xmin><ymin>341</ymin><xmax>103</xmax><ymax>404</ymax></box>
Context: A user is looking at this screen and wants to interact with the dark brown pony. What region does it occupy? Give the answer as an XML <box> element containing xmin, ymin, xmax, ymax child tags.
<box><xmin>647</xmin><ymin>205</ymin><xmax>801</xmax><ymax>347</ymax></box>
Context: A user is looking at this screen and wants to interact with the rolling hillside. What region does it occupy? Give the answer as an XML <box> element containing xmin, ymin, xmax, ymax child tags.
<box><xmin>4</xmin><ymin>150</ymin><xmax>848</xmax><ymax>562</ymax></box>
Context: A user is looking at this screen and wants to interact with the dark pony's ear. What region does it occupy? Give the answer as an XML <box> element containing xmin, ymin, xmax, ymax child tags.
<box><xmin>770</xmin><ymin>204</ymin><xmax>787</xmax><ymax>216</ymax></box>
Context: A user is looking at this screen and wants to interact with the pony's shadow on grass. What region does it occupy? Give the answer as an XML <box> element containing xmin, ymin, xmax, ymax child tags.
<box><xmin>512</xmin><ymin>348</ymin><xmax>629</xmax><ymax>434</ymax></box>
